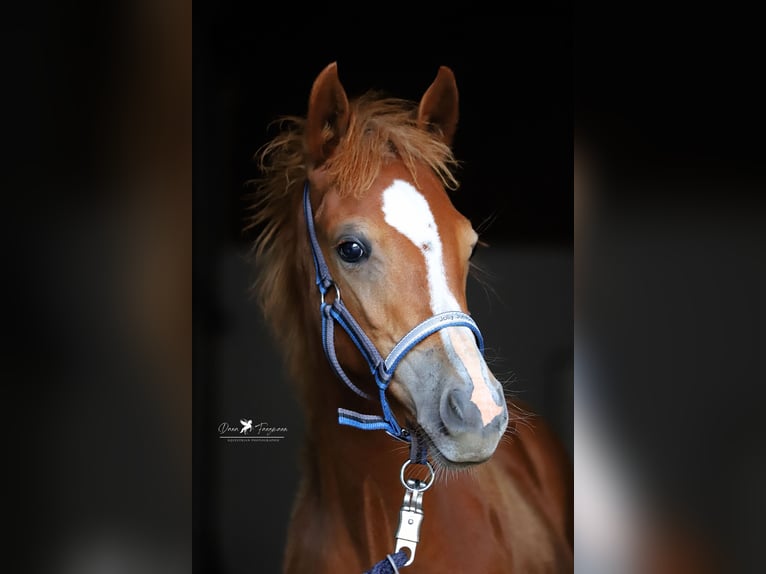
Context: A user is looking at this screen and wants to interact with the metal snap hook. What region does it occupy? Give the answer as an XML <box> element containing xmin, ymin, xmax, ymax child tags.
<box><xmin>394</xmin><ymin>473</ymin><xmax>429</xmax><ymax>567</ymax></box>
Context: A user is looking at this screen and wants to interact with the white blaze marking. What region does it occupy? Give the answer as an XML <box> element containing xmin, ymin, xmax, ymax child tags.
<box><xmin>381</xmin><ymin>179</ymin><xmax>503</xmax><ymax>426</ymax></box>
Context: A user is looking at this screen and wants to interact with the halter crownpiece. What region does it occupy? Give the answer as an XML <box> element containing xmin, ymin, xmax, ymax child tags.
<box><xmin>303</xmin><ymin>182</ymin><xmax>485</xmax><ymax>450</ymax></box>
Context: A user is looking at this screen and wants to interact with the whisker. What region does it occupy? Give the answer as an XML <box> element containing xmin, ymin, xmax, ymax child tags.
<box><xmin>475</xmin><ymin>212</ymin><xmax>500</xmax><ymax>236</ymax></box>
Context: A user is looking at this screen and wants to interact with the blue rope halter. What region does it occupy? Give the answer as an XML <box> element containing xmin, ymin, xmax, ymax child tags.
<box><xmin>303</xmin><ymin>182</ymin><xmax>485</xmax><ymax>453</ymax></box>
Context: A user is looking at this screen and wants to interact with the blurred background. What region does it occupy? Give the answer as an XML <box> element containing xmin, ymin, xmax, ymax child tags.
<box><xmin>3</xmin><ymin>1</ymin><xmax>190</xmax><ymax>573</ymax></box>
<box><xmin>575</xmin><ymin>4</ymin><xmax>766</xmax><ymax>572</ymax></box>
<box><xmin>193</xmin><ymin>3</ymin><xmax>571</xmax><ymax>574</ymax></box>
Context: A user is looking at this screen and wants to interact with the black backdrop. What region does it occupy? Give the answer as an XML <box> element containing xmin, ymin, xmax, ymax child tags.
<box><xmin>194</xmin><ymin>5</ymin><xmax>572</xmax><ymax>249</ymax></box>
<box><xmin>194</xmin><ymin>4</ymin><xmax>572</xmax><ymax>573</ymax></box>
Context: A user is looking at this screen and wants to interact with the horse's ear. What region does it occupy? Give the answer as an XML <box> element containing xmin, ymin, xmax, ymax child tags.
<box><xmin>306</xmin><ymin>62</ymin><xmax>350</xmax><ymax>166</ymax></box>
<box><xmin>417</xmin><ymin>66</ymin><xmax>459</xmax><ymax>146</ymax></box>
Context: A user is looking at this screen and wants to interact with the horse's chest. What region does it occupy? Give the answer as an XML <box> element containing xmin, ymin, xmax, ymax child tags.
<box><xmin>293</xmin><ymin>480</ymin><xmax>568</xmax><ymax>574</ymax></box>
<box><xmin>414</xmin><ymin>485</ymin><xmax>565</xmax><ymax>573</ymax></box>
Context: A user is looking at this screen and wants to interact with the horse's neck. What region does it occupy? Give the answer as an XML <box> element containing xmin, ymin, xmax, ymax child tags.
<box><xmin>300</xmin><ymin>367</ymin><xmax>408</xmax><ymax>523</ymax></box>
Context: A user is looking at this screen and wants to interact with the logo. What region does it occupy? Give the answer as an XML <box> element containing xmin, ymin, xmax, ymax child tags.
<box><xmin>240</xmin><ymin>419</ymin><xmax>253</xmax><ymax>434</ymax></box>
<box><xmin>218</xmin><ymin>418</ymin><xmax>288</xmax><ymax>443</ymax></box>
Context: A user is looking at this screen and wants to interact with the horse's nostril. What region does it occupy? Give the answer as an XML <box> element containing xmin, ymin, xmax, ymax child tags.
<box><xmin>449</xmin><ymin>391</ymin><xmax>464</xmax><ymax>421</ymax></box>
<box><xmin>441</xmin><ymin>388</ymin><xmax>483</xmax><ymax>433</ymax></box>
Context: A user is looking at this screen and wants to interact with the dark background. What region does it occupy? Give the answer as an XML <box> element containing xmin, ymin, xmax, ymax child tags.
<box><xmin>193</xmin><ymin>8</ymin><xmax>572</xmax><ymax>247</ymax></box>
<box><xmin>194</xmin><ymin>4</ymin><xmax>572</xmax><ymax>574</ymax></box>
<box><xmin>575</xmin><ymin>4</ymin><xmax>766</xmax><ymax>572</ymax></box>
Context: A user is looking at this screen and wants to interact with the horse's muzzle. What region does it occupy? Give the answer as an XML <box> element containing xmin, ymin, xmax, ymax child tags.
<box><xmin>431</xmin><ymin>386</ymin><xmax>508</xmax><ymax>464</ymax></box>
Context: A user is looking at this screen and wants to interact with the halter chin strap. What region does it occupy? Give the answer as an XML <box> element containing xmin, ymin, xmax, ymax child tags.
<box><xmin>303</xmin><ymin>182</ymin><xmax>484</xmax><ymax>451</ymax></box>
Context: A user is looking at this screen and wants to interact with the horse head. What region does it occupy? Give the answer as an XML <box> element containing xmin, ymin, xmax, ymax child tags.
<box><xmin>303</xmin><ymin>63</ymin><xmax>509</xmax><ymax>467</ymax></box>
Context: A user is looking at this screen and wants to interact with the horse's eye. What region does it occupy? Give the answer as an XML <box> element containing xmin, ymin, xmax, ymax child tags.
<box><xmin>337</xmin><ymin>240</ymin><xmax>367</xmax><ymax>263</ymax></box>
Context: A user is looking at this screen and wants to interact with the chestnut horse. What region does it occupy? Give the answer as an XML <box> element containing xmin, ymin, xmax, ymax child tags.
<box><xmin>249</xmin><ymin>63</ymin><xmax>572</xmax><ymax>573</ymax></box>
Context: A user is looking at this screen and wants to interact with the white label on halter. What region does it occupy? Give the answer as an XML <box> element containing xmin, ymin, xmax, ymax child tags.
<box><xmin>382</xmin><ymin>179</ymin><xmax>503</xmax><ymax>426</ymax></box>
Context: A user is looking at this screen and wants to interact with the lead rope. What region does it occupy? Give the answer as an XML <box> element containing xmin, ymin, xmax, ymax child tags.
<box><xmin>365</xmin><ymin>551</ymin><xmax>408</xmax><ymax>574</ymax></box>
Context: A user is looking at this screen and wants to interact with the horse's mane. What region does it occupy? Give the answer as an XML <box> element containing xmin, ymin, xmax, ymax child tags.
<box><xmin>246</xmin><ymin>92</ymin><xmax>460</xmax><ymax>391</ymax></box>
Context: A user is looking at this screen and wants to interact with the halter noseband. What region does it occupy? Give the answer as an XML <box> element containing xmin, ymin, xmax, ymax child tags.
<box><xmin>303</xmin><ymin>182</ymin><xmax>485</xmax><ymax>452</ymax></box>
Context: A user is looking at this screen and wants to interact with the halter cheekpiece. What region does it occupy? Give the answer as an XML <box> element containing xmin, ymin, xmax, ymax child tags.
<box><xmin>303</xmin><ymin>181</ymin><xmax>485</xmax><ymax>451</ymax></box>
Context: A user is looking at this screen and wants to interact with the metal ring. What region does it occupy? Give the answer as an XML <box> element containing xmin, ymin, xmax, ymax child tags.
<box><xmin>400</xmin><ymin>459</ymin><xmax>435</xmax><ymax>492</ymax></box>
<box><xmin>319</xmin><ymin>282</ymin><xmax>341</xmax><ymax>305</ymax></box>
